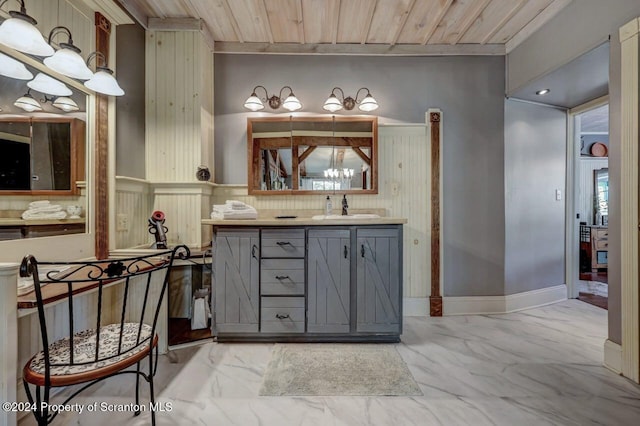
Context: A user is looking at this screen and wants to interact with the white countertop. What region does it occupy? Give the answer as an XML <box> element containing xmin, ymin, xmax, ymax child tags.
<box><xmin>202</xmin><ymin>209</ymin><xmax>406</xmax><ymax>226</ymax></box>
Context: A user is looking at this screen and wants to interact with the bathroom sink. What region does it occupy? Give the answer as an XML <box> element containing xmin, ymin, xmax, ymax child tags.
<box><xmin>312</xmin><ymin>214</ymin><xmax>381</xmax><ymax>220</ymax></box>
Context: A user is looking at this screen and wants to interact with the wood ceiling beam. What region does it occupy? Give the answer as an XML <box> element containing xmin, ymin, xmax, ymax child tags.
<box><xmin>260</xmin><ymin>0</ymin><xmax>275</xmax><ymax>44</ymax></box>
<box><xmin>352</xmin><ymin>147</ymin><xmax>371</xmax><ymax>166</ymax></box>
<box><xmin>147</xmin><ymin>17</ymin><xmax>202</xmax><ymax>31</ymax></box>
<box><xmin>332</xmin><ymin>0</ymin><xmax>341</xmax><ymax>44</ymax></box>
<box><xmin>390</xmin><ymin>0</ymin><xmax>416</xmax><ymax>46</ymax></box>
<box><xmin>421</xmin><ymin>0</ymin><xmax>454</xmax><ymax>45</ymax></box>
<box><xmin>296</xmin><ymin>0</ymin><xmax>305</xmax><ymax>44</ymax></box>
<box><xmin>298</xmin><ymin>146</ymin><xmax>317</xmax><ymax>164</ymax></box>
<box><xmin>480</xmin><ymin>0</ymin><xmax>527</xmax><ymax>45</ymax></box>
<box><xmin>452</xmin><ymin>0</ymin><xmax>492</xmax><ymax>45</ymax></box>
<box><xmin>222</xmin><ymin>0</ymin><xmax>244</xmax><ymax>43</ymax></box>
<box><xmin>360</xmin><ymin>0</ymin><xmax>378</xmax><ymax>44</ymax></box>
<box><xmin>214</xmin><ymin>41</ymin><xmax>505</xmax><ymax>55</ymax></box>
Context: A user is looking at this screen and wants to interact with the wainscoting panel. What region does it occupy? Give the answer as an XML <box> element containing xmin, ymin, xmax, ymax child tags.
<box><xmin>115</xmin><ymin>177</ymin><xmax>153</xmax><ymax>249</ymax></box>
<box><xmin>209</xmin><ymin>125</ymin><xmax>430</xmax><ymax>299</ymax></box>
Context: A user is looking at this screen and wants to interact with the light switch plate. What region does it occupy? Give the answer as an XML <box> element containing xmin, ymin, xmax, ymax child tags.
<box><xmin>556</xmin><ymin>189</ymin><xmax>562</xmax><ymax>201</ymax></box>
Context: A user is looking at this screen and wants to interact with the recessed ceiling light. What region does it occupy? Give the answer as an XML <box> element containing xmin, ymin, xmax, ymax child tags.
<box><xmin>536</xmin><ymin>89</ymin><xmax>550</xmax><ymax>95</ymax></box>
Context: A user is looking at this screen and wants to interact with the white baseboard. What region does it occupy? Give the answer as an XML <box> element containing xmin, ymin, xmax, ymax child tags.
<box><xmin>603</xmin><ymin>339</ymin><xmax>623</xmax><ymax>374</ymax></box>
<box><xmin>403</xmin><ymin>298</ymin><xmax>428</xmax><ymax>316</ymax></box>
<box><xmin>443</xmin><ymin>285</ymin><xmax>567</xmax><ymax>315</ymax></box>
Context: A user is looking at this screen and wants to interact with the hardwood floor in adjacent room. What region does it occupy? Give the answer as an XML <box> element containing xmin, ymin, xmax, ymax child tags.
<box><xmin>19</xmin><ymin>300</ymin><xmax>640</xmax><ymax>426</ymax></box>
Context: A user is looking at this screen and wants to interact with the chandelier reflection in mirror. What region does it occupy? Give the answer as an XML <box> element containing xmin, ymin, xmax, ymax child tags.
<box><xmin>323</xmin><ymin>168</ymin><xmax>355</xmax><ymax>190</ymax></box>
<box><xmin>244</xmin><ymin>85</ymin><xmax>302</xmax><ymax>111</ymax></box>
<box><xmin>323</xmin><ymin>87</ymin><xmax>378</xmax><ymax>112</ymax></box>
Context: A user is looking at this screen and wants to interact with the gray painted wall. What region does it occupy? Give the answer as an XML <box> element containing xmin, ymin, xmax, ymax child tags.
<box><xmin>504</xmin><ymin>100</ymin><xmax>566</xmax><ymax>295</ymax></box>
<box><xmin>115</xmin><ymin>24</ymin><xmax>146</xmax><ymax>179</ymax></box>
<box><xmin>214</xmin><ymin>54</ymin><xmax>506</xmax><ymax>297</ymax></box>
<box><xmin>507</xmin><ymin>0</ymin><xmax>640</xmax><ymax>345</ymax></box>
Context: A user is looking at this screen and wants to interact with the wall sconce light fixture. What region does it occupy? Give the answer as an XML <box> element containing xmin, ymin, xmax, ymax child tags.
<box><xmin>0</xmin><ymin>0</ymin><xmax>54</xmax><ymax>56</ymax></box>
<box><xmin>323</xmin><ymin>87</ymin><xmax>378</xmax><ymax>112</ymax></box>
<box><xmin>41</xmin><ymin>95</ymin><xmax>79</xmax><ymax>112</ymax></box>
<box><xmin>27</xmin><ymin>72</ymin><xmax>72</xmax><ymax>96</ymax></box>
<box><xmin>14</xmin><ymin>88</ymin><xmax>41</xmax><ymax>112</ymax></box>
<box><xmin>44</xmin><ymin>26</ymin><xmax>94</xmax><ymax>80</ymax></box>
<box><xmin>0</xmin><ymin>51</ymin><xmax>33</xmax><ymax>79</ymax></box>
<box><xmin>244</xmin><ymin>85</ymin><xmax>302</xmax><ymax>111</ymax></box>
<box><xmin>84</xmin><ymin>51</ymin><xmax>124</xmax><ymax>96</ymax></box>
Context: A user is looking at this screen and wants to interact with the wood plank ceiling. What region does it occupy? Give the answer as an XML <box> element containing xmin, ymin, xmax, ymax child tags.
<box><xmin>117</xmin><ymin>0</ymin><xmax>572</xmax><ymax>55</ymax></box>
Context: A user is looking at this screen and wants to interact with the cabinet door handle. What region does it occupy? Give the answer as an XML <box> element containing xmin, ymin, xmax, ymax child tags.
<box><xmin>252</xmin><ymin>244</ymin><xmax>258</xmax><ymax>259</ymax></box>
<box><xmin>276</xmin><ymin>241</ymin><xmax>292</xmax><ymax>246</ymax></box>
<box><xmin>344</xmin><ymin>245</ymin><xmax>348</xmax><ymax>259</ymax></box>
<box><xmin>275</xmin><ymin>313</ymin><xmax>290</xmax><ymax>320</ymax></box>
<box><xmin>275</xmin><ymin>275</ymin><xmax>290</xmax><ymax>280</ymax></box>
<box><xmin>361</xmin><ymin>244</ymin><xmax>365</xmax><ymax>258</ymax></box>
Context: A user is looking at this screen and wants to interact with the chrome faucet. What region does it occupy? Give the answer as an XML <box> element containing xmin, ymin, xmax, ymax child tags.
<box><xmin>342</xmin><ymin>194</ymin><xmax>349</xmax><ymax>216</ymax></box>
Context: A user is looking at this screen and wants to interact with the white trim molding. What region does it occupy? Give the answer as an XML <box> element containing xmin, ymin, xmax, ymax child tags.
<box><xmin>0</xmin><ymin>263</ymin><xmax>19</xmax><ymax>426</ymax></box>
<box><xmin>604</xmin><ymin>339</ymin><xmax>623</xmax><ymax>375</ymax></box>
<box><xmin>403</xmin><ymin>298</ymin><xmax>429</xmax><ymax>317</ymax></box>
<box><xmin>443</xmin><ymin>285</ymin><xmax>567</xmax><ymax>316</ymax></box>
<box><xmin>619</xmin><ymin>17</ymin><xmax>640</xmax><ymax>384</ymax></box>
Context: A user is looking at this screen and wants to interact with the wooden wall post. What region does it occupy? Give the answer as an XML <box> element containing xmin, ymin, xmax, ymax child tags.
<box><xmin>94</xmin><ymin>12</ymin><xmax>111</xmax><ymax>259</ymax></box>
<box><xmin>429</xmin><ymin>111</ymin><xmax>442</xmax><ymax>316</ymax></box>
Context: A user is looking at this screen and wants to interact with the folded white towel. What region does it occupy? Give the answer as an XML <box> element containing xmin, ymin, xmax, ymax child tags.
<box><xmin>225</xmin><ymin>200</ymin><xmax>245</xmax><ymax>207</ymax></box>
<box><xmin>26</xmin><ymin>205</ymin><xmax>63</xmax><ymax>214</ymax></box>
<box><xmin>22</xmin><ymin>210</ymin><xmax>67</xmax><ymax>220</ymax></box>
<box><xmin>29</xmin><ymin>200</ymin><xmax>51</xmax><ymax>208</ymax></box>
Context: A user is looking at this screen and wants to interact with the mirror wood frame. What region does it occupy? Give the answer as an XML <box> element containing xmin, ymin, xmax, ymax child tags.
<box><xmin>247</xmin><ymin>115</ymin><xmax>378</xmax><ymax>195</ymax></box>
<box><xmin>0</xmin><ymin>116</ymin><xmax>85</xmax><ymax>196</ymax></box>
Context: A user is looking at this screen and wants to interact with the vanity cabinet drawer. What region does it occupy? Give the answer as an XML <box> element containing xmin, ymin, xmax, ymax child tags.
<box><xmin>595</xmin><ymin>240</ymin><xmax>609</xmax><ymax>250</ymax></box>
<box><xmin>261</xmin><ymin>229</ymin><xmax>305</xmax><ymax>258</ymax></box>
<box><xmin>261</xmin><ymin>297</ymin><xmax>305</xmax><ymax>333</ymax></box>
<box><xmin>261</xmin><ymin>259</ymin><xmax>305</xmax><ymax>295</ymax></box>
<box><xmin>595</xmin><ymin>229</ymin><xmax>608</xmax><ymax>240</ymax></box>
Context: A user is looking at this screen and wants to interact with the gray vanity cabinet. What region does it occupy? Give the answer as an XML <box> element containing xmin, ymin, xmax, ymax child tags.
<box><xmin>356</xmin><ymin>228</ymin><xmax>402</xmax><ymax>333</ymax></box>
<box><xmin>214</xmin><ymin>229</ymin><xmax>260</xmax><ymax>332</ymax></box>
<box><xmin>307</xmin><ymin>229</ymin><xmax>351</xmax><ymax>333</ymax></box>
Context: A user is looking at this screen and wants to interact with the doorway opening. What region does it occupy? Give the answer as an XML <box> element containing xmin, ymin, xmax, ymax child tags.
<box><xmin>572</xmin><ymin>102</ymin><xmax>609</xmax><ymax>309</ymax></box>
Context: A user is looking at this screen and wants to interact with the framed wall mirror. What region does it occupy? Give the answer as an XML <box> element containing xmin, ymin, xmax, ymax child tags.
<box><xmin>593</xmin><ymin>167</ymin><xmax>608</xmax><ymax>226</ymax></box>
<box><xmin>0</xmin><ymin>51</ymin><xmax>88</xmax><ymax>241</ymax></box>
<box><xmin>247</xmin><ymin>116</ymin><xmax>378</xmax><ymax>195</ymax></box>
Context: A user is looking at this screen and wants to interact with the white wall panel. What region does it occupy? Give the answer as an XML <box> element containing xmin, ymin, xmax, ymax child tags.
<box><xmin>115</xmin><ymin>177</ymin><xmax>153</xmax><ymax>249</ymax></box>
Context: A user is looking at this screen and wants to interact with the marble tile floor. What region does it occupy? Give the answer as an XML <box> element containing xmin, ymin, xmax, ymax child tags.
<box><xmin>19</xmin><ymin>300</ymin><xmax>640</xmax><ymax>426</ymax></box>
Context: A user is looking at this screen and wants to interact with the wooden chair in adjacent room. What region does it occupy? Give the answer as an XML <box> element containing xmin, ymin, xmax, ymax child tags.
<box><xmin>20</xmin><ymin>245</ymin><xmax>189</xmax><ymax>425</ymax></box>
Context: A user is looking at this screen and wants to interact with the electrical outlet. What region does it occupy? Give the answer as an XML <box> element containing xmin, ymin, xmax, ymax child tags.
<box><xmin>116</xmin><ymin>214</ymin><xmax>128</xmax><ymax>231</ymax></box>
<box><xmin>555</xmin><ymin>189</ymin><xmax>562</xmax><ymax>201</ymax></box>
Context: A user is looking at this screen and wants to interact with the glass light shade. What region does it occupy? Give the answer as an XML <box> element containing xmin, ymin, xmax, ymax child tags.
<box><xmin>0</xmin><ymin>16</ymin><xmax>54</xmax><ymax>57</ymax></box>
<box><xmin>0</xmin><ymin>52</ymin><xmax>33</xmax><ymax>80</ymax></box>
<box><xmin>323</xmin><ymin>94</ymin><xmax>343</xmax><ymax>112</ymax></box>
<box><xmin>44</xmin><ymin>48</ymin><xmax>94</xmax><ymax>80</ymax></box>
<box><xmin>27</xmin><ymin>72</ymin><xmax>72</xmax><ymax>96</ymax></box>
<box><xmin>84</xmin><ymin>69</ymin><xmax>124</xmax><ymax>96</ymax></box>
<box><xmin>244</xmin><ymin>94</ymin><xmax>264</xmax><ymax>111</ymax></box>
<box><xmin>358</xmin><ymin>94</ymin><xmax>379</xmax><ymax>112</ymax></box>
<box><xmin>282</xmin><ymin>94</ymin><xmax>302</xmax><ymax>111</ymax></box>
<box><xmin>52</xmin><ymin>96</ymin><xmax>79</xmax><ymax>112</ymax></box>
<box><xmin>14</xmin><ymin>93</ymin><xmax>42</xmax><ymax>112</ymax></box>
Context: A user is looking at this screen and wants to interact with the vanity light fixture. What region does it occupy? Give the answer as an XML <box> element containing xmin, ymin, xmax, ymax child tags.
<box><xmin>43</xmin><ymin>26</ymin><xmax>94</xmax><ymax>80</ymax></box>
<box><xmin>0</xmin><ymin>51</ymin><xmax>33</xmax><ymax>79</ymax></box>
<box><xmin>14</xmin><ymin>88</ymin><xmax>41</xmax><ymax>112</ymax></box>
<box><xmin>243</xmin><ymin>85</ymin><xmax>302</xmax><ymax>112</ymax></box>
<box><xmin>0</xmin><ymin>0</ymin><xmax>54</xmax><ymax>57</ymax></box>
<box><xmin>40</xmin><ymin>95</ymin><xmax>79</xmax><ymax>112</ymax></box>
<box><xmin>536</xmin><ymin>88</ymin><xmax>550</xmax><ymax>95</ymax></box>
<box><xmin>83</xmin><ymin>51</ymin><xmax>124</xmax><ymax>96</ymax></box>
<box><xmin>323</xmin><ymin>87</ymin><xmax>379</xmax><ymax>112</ymax></box>
<box><xmin>27</xmin><ymin>72</ymin><xmax>72</xmax><ymax>96</ymax></box>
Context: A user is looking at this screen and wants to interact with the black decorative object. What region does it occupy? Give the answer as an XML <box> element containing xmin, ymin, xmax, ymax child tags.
<box><xmin>196</xmin><ymin>165</ymin><xmax>210</xmax><ymax>181</ymax></box>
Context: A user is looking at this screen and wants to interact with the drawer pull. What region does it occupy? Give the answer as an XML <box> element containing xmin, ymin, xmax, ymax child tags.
<box><xmin>276</xmin><ymin>241</ymin><xmax>293</xmax><ymax>246</ymax></box>
<box><xmin>344</xmin><ymin>245</ymin><xmax>348</xmax><ymax>259</ymax></box>
<box><xmin>252</xmin><ymin>244</ymin><xmax>258</xmax><ymax>259</ymax></box>
<box><xmin>275</xmin><ymin>313</ymin><xmax>290</xmax><ymax>320</ymax></box>
<box><xmin>361</xmin><ymin>244</ymin><xmax>365</xmax><ymax>258</ymax></box>
<box><xmin>275</xmin><ymin>275</ymin><xmax>290</xmax><ymax>280</ymax></box>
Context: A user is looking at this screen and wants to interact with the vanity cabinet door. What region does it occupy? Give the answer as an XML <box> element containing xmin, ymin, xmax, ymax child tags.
<box><xmin>307</xmin><ymin>229</ymin><xmax>351</xmax><ymax>333</ymax></box>
<box><xmin>214</xmin><ymin>229</ymin><xmax>260</xmax><ymax>333</ymax></box>
<box><xmin>356</xmin><ymin>228</ymin><xmax>401</xmax><ymax>333</ymax></box>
